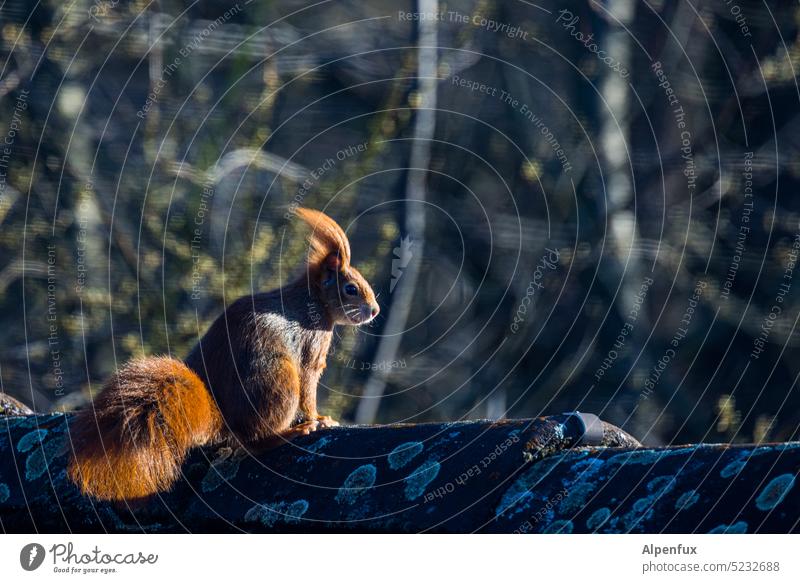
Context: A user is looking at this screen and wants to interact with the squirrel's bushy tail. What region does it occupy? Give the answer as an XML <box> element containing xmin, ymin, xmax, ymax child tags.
<box><xmin>67</xmin><ymin>357</ymin><xmax>221</xmax><ymax>501</ymax></box>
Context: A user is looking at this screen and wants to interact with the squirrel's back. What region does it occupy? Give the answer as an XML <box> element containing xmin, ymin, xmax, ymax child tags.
<box><xmin>184</xmin><ymin>286</ymin><xmax>331</xmax><ymax>441</ymax></box>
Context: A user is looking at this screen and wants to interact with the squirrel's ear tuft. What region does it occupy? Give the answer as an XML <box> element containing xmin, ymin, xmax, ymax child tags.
<box><xmin>294</xmin><ymin>207</ymin><xmax>352</xmax><ymax>272</ymax></box>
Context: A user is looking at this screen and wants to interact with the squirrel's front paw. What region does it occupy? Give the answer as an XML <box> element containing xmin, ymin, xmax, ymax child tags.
<box><xmin>292</xmin><ymin>419</ymin><xmax>321</xmax><ymax>434</ymax></box>
<box><xmin>316</xmin><ymin>415</ymin><xmax>339</xmax><ymax>429</ymax></box>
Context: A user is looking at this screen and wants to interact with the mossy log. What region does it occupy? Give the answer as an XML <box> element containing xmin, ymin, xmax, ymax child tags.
<box><xmin>0</xmin><ymin>412</ymin><xmax>797</xmax><ymax>533</ymax></box>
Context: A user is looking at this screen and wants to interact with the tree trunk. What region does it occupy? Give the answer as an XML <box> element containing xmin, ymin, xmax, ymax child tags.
<box><xmin>0</xmin><ymin>413</ymin><xmax>797</xmax><ymax>533</ymax></box>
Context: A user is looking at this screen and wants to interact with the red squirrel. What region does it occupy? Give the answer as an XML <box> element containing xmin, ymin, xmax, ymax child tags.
<box><xmin>67</xmin><ymin>208</ymin><xmax>379</xmax><ymax>501</ymax></box>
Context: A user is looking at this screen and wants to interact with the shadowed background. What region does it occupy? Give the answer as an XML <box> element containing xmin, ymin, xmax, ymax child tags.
<box><xmin>0</xmin><ymin>0</ymin><xmax>798</xmax><ymax>446</ymax></box>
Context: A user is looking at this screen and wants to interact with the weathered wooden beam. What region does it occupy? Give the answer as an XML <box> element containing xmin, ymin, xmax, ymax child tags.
<box><xmin>0</xmin><ymin>412</ymin><xmax>797</xmax><ymax>533</ymax></box>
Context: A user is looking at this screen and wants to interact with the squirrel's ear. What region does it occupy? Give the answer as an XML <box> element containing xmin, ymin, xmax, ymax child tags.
<box><xmin>321</xmin><ymin>254</ymin><xmax>340</xmax><ymax>288</ymax></box>
<box><xmin>324</xmin><ymin>253</ymin><xmax>341</xmax><ymax>271</ymax></box>
<box><xmin>295</xmin><ymin>207</ymin><xmax>352</xmax><ymax>271</ymax></box>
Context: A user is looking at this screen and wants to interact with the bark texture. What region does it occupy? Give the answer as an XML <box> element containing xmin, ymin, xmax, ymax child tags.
<box><xmin>0</xmin><ymin>413</ymin><xmax>797</xmax><ymax>533</ymax></box>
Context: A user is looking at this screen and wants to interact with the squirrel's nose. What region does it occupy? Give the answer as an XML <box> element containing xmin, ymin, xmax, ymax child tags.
<box><xmin>371</xmin><ymin>305</ymin><xmax>380</xmax><ymax>318</ymax></box>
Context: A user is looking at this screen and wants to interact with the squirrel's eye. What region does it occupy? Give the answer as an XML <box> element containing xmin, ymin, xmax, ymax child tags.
<box><xmin>344</xmin><ymin>283</ymin><xmax>358</xmax><ymax>296</ymax></box>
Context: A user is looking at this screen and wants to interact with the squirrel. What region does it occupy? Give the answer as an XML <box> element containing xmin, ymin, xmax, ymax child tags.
<box><xmin>67</xmin><ymin>208</ymin><xmax>380</xmax><ymax>501</ymax></box>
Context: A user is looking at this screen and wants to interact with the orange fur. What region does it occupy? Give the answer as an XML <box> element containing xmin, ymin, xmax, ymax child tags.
<box><xmin>67</xmin><ymin>357</ymin><xmax>221</xmax><ymax>501</ymax></box>
<box><xmin>295</xmin><ymin>207</ymin><xmax>352</xmax><ymax>271</ymax></box>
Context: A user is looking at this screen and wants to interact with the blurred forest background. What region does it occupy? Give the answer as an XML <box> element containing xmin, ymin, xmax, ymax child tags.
<box><xmin>1</xmin><ymin>0</ymin><xmax>799</xmax><ymax>446</ymax></box>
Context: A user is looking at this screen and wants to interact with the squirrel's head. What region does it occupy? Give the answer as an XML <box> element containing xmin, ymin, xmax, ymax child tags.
<box><xmin>295</xmin><ymin>207</ymin><xmax>380</xmax><ymax>326</ymax></box>
<box><xmin>318</xmin><ymin>253</ymin><xmax>379</xmax><ymax>326</ymax></box>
